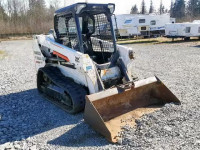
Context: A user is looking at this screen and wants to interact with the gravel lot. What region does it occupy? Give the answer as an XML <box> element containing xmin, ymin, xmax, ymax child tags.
<box><xmin>0</xmin><ymin>40</ymin><xmax>200</xmax><ymax>150</ymax></box>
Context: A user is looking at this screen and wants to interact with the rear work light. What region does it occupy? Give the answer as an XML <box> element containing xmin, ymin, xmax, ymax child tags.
<box><xmin>76</xmin><ymin>4</ymin><xmax>87</xmax><ymax>14</ymax></box>
<box><xmin>108</xmin><ymin>4</ymin><xmax>115</xmax><ymax>14</ymax></box>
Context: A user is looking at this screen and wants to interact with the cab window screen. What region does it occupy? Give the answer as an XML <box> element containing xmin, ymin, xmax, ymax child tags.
<box><xmin>56</xmin><ymin>14</ymin><xmax>79</xmax><ymax>51</ymax></box>
<box><xmin>91</xmin><ymin>13</ymin><xmax>114</xmax><ymax>52</ymax></box>
<box><xmin>58</xmin><ymin>17</ymin><xmax>66</xmax><ymax>34</ymax></box>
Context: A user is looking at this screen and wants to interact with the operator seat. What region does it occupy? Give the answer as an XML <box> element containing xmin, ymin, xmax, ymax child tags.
<box><xmin>82</xmin><ymin>28</ymin><xmax>96</xmax><ymax>60</ymax></box>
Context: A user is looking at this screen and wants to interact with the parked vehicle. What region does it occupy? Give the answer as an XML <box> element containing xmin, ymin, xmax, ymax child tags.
<box><xmin>112</xmin><ymin>14</ymin><xmax>175</xmax><ymax>37</ymax></box>
<box><xmin>165</xmin><ymin>20</ymin><xmax>200</xmax><ymax>40</ymax></box>
<box><xmin>33</xmin><ymin>3</ymin><xmax>180</xmax><ymax>143</ymax></box>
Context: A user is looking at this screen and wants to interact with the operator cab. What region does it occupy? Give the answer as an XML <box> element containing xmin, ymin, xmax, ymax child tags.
<box><xmin>54</xmin><ymin>3</ymin><xmax>116</xmax><ymax>64</ymax></box>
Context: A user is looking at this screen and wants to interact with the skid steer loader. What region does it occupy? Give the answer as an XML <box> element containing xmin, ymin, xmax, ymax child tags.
<box><xmin>33</xmin><ymin>3</ymin><xmax>180</xmax><ymax>143</ymax></box>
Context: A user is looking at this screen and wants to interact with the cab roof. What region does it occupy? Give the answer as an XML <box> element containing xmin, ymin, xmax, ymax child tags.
<box><xmin>55</xmin><ymin>3</ymin><xmax>115</xmax><ymax>16</ymax></box>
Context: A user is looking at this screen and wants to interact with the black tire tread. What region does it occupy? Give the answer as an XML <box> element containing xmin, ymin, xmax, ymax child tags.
<box><xmin>37</xmin><ymin>66</ymin><xmax>88</xmax><ymax>114</ymax></box>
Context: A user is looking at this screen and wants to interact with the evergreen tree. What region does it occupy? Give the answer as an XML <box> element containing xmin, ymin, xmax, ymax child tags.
<box><xmin>141</xmin><ymin>0</ymin><xmax>147</xmax><ymax>14</ymax></box>
<box><xmin>173</xmin><ymin>0</ymin><xmax>186</xmax><ymax>19</ymax></box>
<box><xmin>159</xmin><ymin>0</ymin><xmax>165</xmax><ymax>14</ymax></box>
<box><xmin>130</xmin><ymin>4</ymin><xmax>138</xmax><ymax>14</ymax></box>
<box><xmin>187</xmin><ymin>0</ymin><xmax>200</xmax><ymax>18</ymax></box>
<box><xmin>170</xmin><ymin>0</ymin><xmax>175</xmax><ymax>17</ymax></box>
<box><xmin>165</xmin><ymin>9</ymin><xmax>169</xmax><ymax>13</ymax></box>
<box><xmin>149</xmin><ymin>0</ymin><xmax>154</xmax><ymax>14</ymax></box>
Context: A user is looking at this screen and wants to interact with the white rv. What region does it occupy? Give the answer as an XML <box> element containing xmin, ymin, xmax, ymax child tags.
<box><xmin>112</xmin><ymin>14</ymin><xmax>175</xmax><ymax>37</ymax></box>
<box><xmin>112</xmin><ymin>14</ymin><xmax>140</xmax><ymax>37</ymax></box>
<box><xmin>165</xmin><ymin>20</ymin><xmax>200</xmax><ymax>40</ymax></box>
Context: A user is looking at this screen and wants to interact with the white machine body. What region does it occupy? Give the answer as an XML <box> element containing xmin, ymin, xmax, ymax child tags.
<box><xmin>33</xmin><ymin>34</ymin><xmax>134</xmax><ymax>94</ymax></box>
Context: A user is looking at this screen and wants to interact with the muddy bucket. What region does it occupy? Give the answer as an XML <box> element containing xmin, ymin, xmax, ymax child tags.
<box><xmin>84</xmin><ymin>76</ymin><xmax>180</xmax><ymax>143</ymax></box>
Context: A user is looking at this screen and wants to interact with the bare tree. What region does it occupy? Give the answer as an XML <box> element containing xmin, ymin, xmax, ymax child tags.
<box><xmin>0</xmin><ymin>1</ymin><xmax>8</xmax><ymax>34</ymax></box>
<box><xmin>0</xmin><ymin>1</ymin><xmax>7</xmax><ymax>20</ymax></box>
<box><xmin>50</xmin><ymin>0</ymin><xmax>60</xmax><ymax>10</ymax></box>
<box><xmin>0</xmin><ymin>0</ymin><xmax>198</xmax><ymax>35</ymax></box>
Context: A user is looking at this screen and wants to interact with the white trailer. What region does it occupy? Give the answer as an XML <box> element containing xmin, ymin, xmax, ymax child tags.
<box><xmin>165</xmin><ymin>20</ymin><xmax>200</xmax><ymax>40</ymax></box>
<box><xmin>112</xmin><ymin>14</ymin><xmax>175</xmax><ymax>37</ymax></box>
<box><xmin>112</xmin><ymin>14</ymin><xmax>140</xmax><ymax>37</ymax></box>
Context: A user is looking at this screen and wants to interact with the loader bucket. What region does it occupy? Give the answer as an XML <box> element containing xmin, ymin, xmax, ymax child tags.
<box><xmin>84</xmin><ymin>76</ymin><xmax>180</xmax><ymax>143</ymax></box>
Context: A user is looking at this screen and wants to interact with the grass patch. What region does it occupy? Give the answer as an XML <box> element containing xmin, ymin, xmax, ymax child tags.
<box><xmin>117</xmin><ymin>39</ymin><xmax>161</xmax><ymax>44</ymax></box>
<box><xmin>0</xmin><ymin>50</ymin><xmax>4</xmax><ymax>54</ymax></box>
<box><xmin>117</xmin><ymin>37</ymin><xmax>171</xmax><ymax>45</ymax></box>
<box><xmin>117</xmin><ymin>37</ymin><xmax>200</xmax><ymax>45</ymax></box>
<box><xmin>0</xmin><ymin>36</ymin><xmax>32</xmax><ymax>41</ymax></box>
<box><xmin>0</xmin><ymin>50</ymin><xmax>7</xmax><ymax>60</ymax></box>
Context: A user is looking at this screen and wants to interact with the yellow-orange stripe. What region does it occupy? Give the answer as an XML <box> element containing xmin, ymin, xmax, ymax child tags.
<box><xmin>53</xmin><ymin>51</ymin><xmax>70</xmax><ymax>62</ymax></box>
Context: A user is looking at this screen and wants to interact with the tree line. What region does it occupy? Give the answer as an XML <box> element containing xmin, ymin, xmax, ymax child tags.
<box><xmin>0</xmin><ymin>0</ymin><xmax>200</xmax><ymax>35</ymax></box>
<box><xmin>0</xmin><ymin>0</ymin><xmax>59</xmax><ymax>35</ymax></box>
<box><xmin>130</xmin><ymin>0</ymin><xmax>200</xmax><ymax>21</ymax></box>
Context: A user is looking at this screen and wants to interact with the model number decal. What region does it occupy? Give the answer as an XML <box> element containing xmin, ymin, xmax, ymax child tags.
<box><xmin>75</xmin><ymin>57</ymin><xmax>80</xmax><ymax>62</ymax></box>
<box><xmin>86</xmin><ymin>66</ymin><xmax>92</xmax><ymax>71</ymax></box>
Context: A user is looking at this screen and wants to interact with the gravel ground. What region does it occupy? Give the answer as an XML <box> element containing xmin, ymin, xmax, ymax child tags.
<box><xmin>0</xmin><ymin>40</ymin><xmax>200</xmax><ymax>150</ymax></box>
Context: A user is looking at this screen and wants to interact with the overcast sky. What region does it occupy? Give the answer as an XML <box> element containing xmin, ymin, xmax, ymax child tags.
<box><xmin>55</xmin><ymin>0</ymin><xmax>173</xmax><ymax>14</ymax></box>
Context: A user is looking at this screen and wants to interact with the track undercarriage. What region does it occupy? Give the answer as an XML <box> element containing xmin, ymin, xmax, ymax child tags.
<box><xmin>37</xmin><ymin>66</ymin><xmax>87</xmax><ymax>113</ymax></box>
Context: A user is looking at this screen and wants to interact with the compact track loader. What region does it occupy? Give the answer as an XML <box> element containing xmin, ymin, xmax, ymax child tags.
<box><xmin>33</xmin><ymin>3</ymin><xmax>180</xmax><ymax>143</ymax></box>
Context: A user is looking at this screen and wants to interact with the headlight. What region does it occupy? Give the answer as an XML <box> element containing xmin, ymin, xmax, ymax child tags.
<box><xmin>129</xmin><ymin>50</ymin><xmax>135</xmax><ymax>59</ymax></box>
<box><xmin>76</xmin><ymin>4</ymin><xmax>87</xmax><ymax>14</ymax></box>
<box><xmin>108</xmin><ymin>4</ymin><xmax>115</xmax><ymax>14</ymax></box>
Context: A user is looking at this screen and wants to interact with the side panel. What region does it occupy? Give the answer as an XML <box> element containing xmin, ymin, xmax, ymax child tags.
<box><xmin>189</xmin><ymin>24</ymin><xmax>200</xmax><ymax>37</ymax></box>
<box><xmin>33</xmin><ymin>35</ymin><xmax>46</xmax><ymax>71</ymax></box>
<box><xmin>113</xmin><ymin>15</ymin><xmax>141</xmax><ymax>36</ymax></box>
<box><xmin>122</xmin><ymin>19</ymin><xmax>140</xmax><ymax>36</ymax></box>
<box><xmin>149</xmin><ymin>14</ymin><xmax>170</xmax><ymax>31</ymax></box>
<box><xmin>48</xmin><ymin>38</ymin><xmax>99</xmax><ymax>94</ymax></box>
<box><xmin>57</xmin><ymin>54</ymin><xmax>99</xmax><ymax>94</ymax></box>
<box><xmin>165</xmin><ymin>23</ymin><xmax>200</xmax><ymax>37</ymax></box>
<box><xmin>117</xmin><ymin>44</ymin><xmax>134</xmax><ymax>80</ymax></box>
<box><xmin>33</xmin><ymin>35</ymin><xmax>99</xmax><ymax>94</ymax></box>
<box><xmin>165</xmin><ymin>24</ymin><xmax>178</xmax><ymax>36</ymax></box>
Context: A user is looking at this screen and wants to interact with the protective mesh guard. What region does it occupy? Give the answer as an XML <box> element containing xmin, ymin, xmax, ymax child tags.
<box><xmin>91</xmin><ymin>14</ymin><xmax>114</xmax><ymax>52</ymax></box>
<box><xmin>56</xmin><ymin>14</ymin><xmax>80</xmax><ymax>51</ymax></box>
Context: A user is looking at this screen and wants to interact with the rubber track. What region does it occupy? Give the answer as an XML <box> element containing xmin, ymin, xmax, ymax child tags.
<box><xmin>38</xmin><ymin>66</ymin><xmax>87</xmax><ymax>114</ymax></box>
